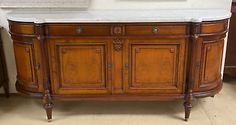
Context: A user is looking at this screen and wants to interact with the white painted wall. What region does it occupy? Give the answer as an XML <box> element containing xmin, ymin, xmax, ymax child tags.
<box><xmin>90</xmin><ymin>0</ymin><xmax>232</xmax><ymax>10</ymax></box>
<box><xmin>0</xmin><ymin>0</ymin><xmax>233</xmax><ymax>93</ymax></box>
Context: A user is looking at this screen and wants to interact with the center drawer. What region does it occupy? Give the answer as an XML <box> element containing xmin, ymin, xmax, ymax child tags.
<box><xmin>125</xmin><ymin>24</ymin><xmax>188</xmax><ymax>36</ymax></box>
<box><xmin>45</xmin><ymin>24</ymin><xmax>111</xmax><ymax>36</ymax></box>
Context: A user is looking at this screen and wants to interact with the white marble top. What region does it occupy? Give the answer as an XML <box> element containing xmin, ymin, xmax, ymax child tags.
<box><xmin>7</xmin><ymin>9</ymin><xmax>231</xmax><ymax>23</ymax></box>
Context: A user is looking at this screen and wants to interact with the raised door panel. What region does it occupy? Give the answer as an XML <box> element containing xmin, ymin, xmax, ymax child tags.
<box><xmin>48</xmin><ymin>39</ymin><xmax>111</xmax><ymax>95</ymax></box>
<box><xmin>124</xmin><ymin>39</ymin><xmax>187</xmax><ymax>94</ymax></box>
<box><xmin>199</xmin><ymin>39</ymin><xmax>224</xmax><ymax>90</ymax></box>
<box><xmin>13</xmin><ymin>41</ymin><xmax>41</xmax><ymax>92</ymax></box>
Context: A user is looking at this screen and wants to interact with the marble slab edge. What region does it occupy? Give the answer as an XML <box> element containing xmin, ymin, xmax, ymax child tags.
<box><xmin>6</xmin><ymin>9</ymin><xmax>232</xmax><ymax>23</ymax></box>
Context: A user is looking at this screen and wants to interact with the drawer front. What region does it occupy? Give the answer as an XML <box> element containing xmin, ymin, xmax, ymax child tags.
<box><xmin>9</xmin><ymin>22</ymin><xmax>35</xmax><ymax>35</ymax></box>
<box><xmin>201</xmin><ymin>20</ymin><xmax>228</xmax><ymax>34</ymax></box>
<box><xmin>46</xmin><ymin>24</ymin><xmax>111</xmax><ymax>36</ymax></box>
<box><xmin>126</xmin><ymin>24</ymin><xmax>187</xmax><ymax>36</ymax></box>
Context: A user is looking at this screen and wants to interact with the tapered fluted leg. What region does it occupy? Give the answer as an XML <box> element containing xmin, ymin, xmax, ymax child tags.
<box><xmin>184</xmin><ymin>90</ymin><xmax>193</xmax><ymax>121</ymax></box>
<box><xmin>184</xmin><ymin>101</ymin><xmax>192</xmax><ymax>121</ymax></box>
<box><xmin>43</xmin><ymin>90</ymin><xmax>53</xmax><ymax>122</ymax></box>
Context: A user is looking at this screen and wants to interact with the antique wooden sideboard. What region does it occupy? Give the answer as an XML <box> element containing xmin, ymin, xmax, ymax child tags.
<box><xmin>7</xmin><ymin>10</ymin><xmax>230</xmax><ymax>121</ymax></box>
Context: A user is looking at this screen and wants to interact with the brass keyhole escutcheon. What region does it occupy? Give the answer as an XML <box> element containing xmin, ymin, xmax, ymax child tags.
<box><xmin>124</xmin><ymin>64</ymin><xmax>129</xmax><ymax>70</ymax></box>
<box><xmin>107</xmin><ymin>64</ymin><xmax>112</xmax><ymax>71</ymax></box>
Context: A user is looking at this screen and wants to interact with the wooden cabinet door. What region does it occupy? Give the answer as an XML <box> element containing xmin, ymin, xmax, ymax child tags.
<box><xmin>197</xmin><ymin>39</ymin><xmax>224</xmax><ymax>91</ymax></box>
<box><xmin>48</xmin><ymin>39</ymin><xmax>111</xmax><ymax>95</ymax></box>
<box><xmin>124</xmin><ymin>39</ymin><xmax>187</xmax><ymax>94</ymax></box>
<box><xmin>13</xmin><ymin>40</ymin><xmax>43</xmax><ymax>92</ymax></box>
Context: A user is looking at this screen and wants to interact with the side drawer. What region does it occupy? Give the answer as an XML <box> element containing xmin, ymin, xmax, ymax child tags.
<box><xmin>126</xmin><ymin>24</ymin><xmax>188</xmax><ymax>36</ymax></box>
<box><xmin>201</xmin><ymin>20</ymin><xmax>228</xmax><ymax>34</ymax></box>
<box><xmin>46</xmin><ymin>24</ymin><xmax>111</xmax><ymax>36</ymax></box>
<box><xmin>9</xmin><ymin>22</ymin><xmax>35</xmax><ymax>35</ymax></box>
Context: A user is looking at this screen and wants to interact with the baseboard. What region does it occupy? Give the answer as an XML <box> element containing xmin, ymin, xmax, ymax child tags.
<box><xmin>0</xmin><ymin>93</ymin><xmax>19</xmax><ymax>97</ymax></box>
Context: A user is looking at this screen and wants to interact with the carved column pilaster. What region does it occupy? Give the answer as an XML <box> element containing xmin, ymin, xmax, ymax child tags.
<box><xmin>35</xmin><ymin>23</ymin><xmax>53</xmax><ymax>122</ymax></box>
<box><xmin>112</xmin><ymin>25</ymin><xmax>125</xmax><ymax>51</ymax></box>
<box><xmin>184</xmin><ymin>22</ymin><xmax>201</xmax><ymax>121</ymax></box>
<box><xmin>111</xmin><ymin>25</ymin><xmax>125</xmax><ymax>93</ymax></box>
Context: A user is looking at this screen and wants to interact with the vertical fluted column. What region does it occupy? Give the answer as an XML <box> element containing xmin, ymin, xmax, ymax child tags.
<box><xmin>35</xmin><ymin>23</ymin><xmax>53</xmax><ymax>122</ymax></box>
<box><xmin>184</xmin><ymin>22</ymin><xmax>201</xmax><ymax>121</ymax></box>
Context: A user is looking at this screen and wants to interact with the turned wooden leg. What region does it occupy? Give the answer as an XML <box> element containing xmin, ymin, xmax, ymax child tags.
<box><xmin>184</xmin><ymin>90</ymin><xmax>193</xmax><ymax>121</ymax></box>
<box><xmin>43</xmin><ymin>90</ymin><xmax>53</xmax><ymax>122</ymax></box>
<box><xmin>184</xmin><ymin>101</ymin><xmax>192</xmax><ymax>121</ymax></box>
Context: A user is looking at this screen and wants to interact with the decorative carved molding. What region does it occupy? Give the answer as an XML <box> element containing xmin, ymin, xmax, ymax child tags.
<box><xmin>170</xmin><ymin>48</ymin><xmax>175</xmax><ymax>53</ymax></box>
<box><xmin>113</xmin><ymin>38</ymin><xmax>123</xmax><ymax>51</ymax></box>
<box><xmin>135</xmin><ymin>48</ymin><xmax>141</xmax><ymax>53</ymax></box>
<box><xmin>111</xmin><ymin>25</ymin><xmax>125</xmax><ymax>36</ymax></box>
<box><xmin>95</xmin><ymin>48</ymin><xmax>102</xmax><ymax>53</ymax></box>
<box><xmin>114</xmin><ymin>26</ymin><xmax>122</xmax><ymax>34</ymax></box>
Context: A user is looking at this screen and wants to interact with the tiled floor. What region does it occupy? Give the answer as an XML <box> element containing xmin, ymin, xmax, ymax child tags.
<box><xmin>1</xmin><ymin>78</ymin><xmax>236</xmax><ymax>125</ymax></box>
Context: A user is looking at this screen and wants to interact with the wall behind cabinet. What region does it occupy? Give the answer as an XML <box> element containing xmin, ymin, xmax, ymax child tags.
<box><xmin>90</xmin><ymin>0</ymin><xmax>232</xmax><ymax>10</ymax></box>
<box><xmin>0</xmin><ymin>0</ymin><xmax>232</xmax><ymax>93</ymax></box>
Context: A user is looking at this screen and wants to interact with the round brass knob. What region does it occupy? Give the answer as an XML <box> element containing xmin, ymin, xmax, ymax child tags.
<box><xmin>153</xmin><ymin>26</ymin><xmax>159</xmax><ymax>34</ymax></box>
<box><xmin>76</xmin><ymin>27</ymin><xmax>83</xmax><ymax>34</ymax></box>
